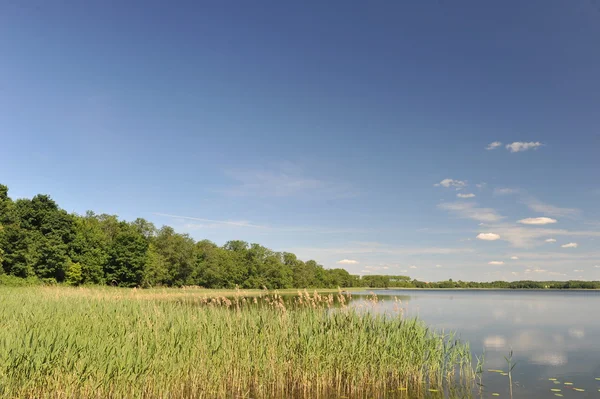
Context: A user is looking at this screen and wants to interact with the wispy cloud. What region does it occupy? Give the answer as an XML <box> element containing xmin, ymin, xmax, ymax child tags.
<box><xmin>289</xmin><ymin>243</ymin><xmax>475</xmax><ymax>265</ymax></box>
<box><xmin>545</xmin><ymin>238</ymin><xmax>557</xmax><ymax>243</ymax></box>
<box><xmin>219</xmin><ymin>162</ymin><xmax>355</xmax><ymax>199</ymax></box>
<box><xmin>457</xmin><ymin>193</ymin><xmax>476</xmax><ymax>198</ymax></box>
<box><xmin>435</xmin><ymin>179</ymin><xmax>467</xmax><ymax>189</ymax></box>
<box><xmin>153</xmin><ymin>212</ymin><xmax>366</xmax><ymax>234</ymax></box>
<box><xmin>337</xmin><ymin>259</ymin><xmax>358</xmax><ymax>265</ymax></box>
<box><xmin>438</xmin><ymin>202</ymin><xmax>504</xmax><ymax>223</ymax></box>
<box><xmin>510</xmin><ymin>256</ymin><xmax>519</xmax><ymax>260</ymax></box>
<box><xmin>494</xmin><ymin>187</ymin><xmax>519</xmax><ymax>195</ymax></box>
<box><xmin>488</xmin><ymin>261</ymin><xmax>504</xmax><ymax>265</ymax></box>
<box><xmin>518</xmin><ymin>217</ymin><xmax>557</xmax><ymax>225</ymax></box>
<box><xmin>486</xmin><ymin>141</ymin><xmax>503</xmax><ymax>150</ymax></box>
<box><xmin>153</xmin><ymin>213</ymin><xmax>269</xmax><ymax>229</ymax></box>
<box><xmin>525</xmin><ymin>268</ymin><xmax>548</xmax><ymax>273</ymax></box>
<box><xmin>477</xmin><ymin>233</ymin><xmax>501</xmax><ymax>241</ymax></box>
<box><xmin>522</xmin><ymin>196</ymin><xmax>580</xmax><ymax>218</ymax></box>
<box><xmin>506</xmin><ymin>142</ymin><xmax>543</xmax><ymax>153</ymax></box>
<box><xmin>561</xmin><ymin>242</ymin><xmax>578</xmax><ymax>248</ymax></box>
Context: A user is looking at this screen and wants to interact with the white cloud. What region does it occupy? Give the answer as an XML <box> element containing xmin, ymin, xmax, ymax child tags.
<box><xmin>561</xmin><ymin>242</ymin><xmax>578</xmax><ymax>248</ymax></box>
<box><xmin>568</xmin><ymin>328</ymin><xmax>585</xmax><ymax>339</ymax></box>
<box><xmin>573</xmin><ymin>269</ymin><xmax>584</xmax><ymax>273</ymax></box>
<box><xmin>438</xmin><ymin>202</ymin><xmax>504</xmax><ymax>223</ymax></box>
<box><xmin>476</xmin><ymin>183</ymin><xmax>487</xmax><ymax>189</ymax></box>
<box><xmin>488</xmin><ymin>261</ymin><xmax>504</xmax><ymax>265</ymax></box>
<box><xmin>360</xmin><ymin>270</ymin><xmax>372</xmax><ymax>274</ymax></box>
<box><xmin>545</xmin><ymin>238</ymin><xmax>557</xmax><ymax>243</ymax></box>
<box><xmin>494</xmin><ymin>188</ymin><xmax>518</xmax><ymax>195</ymax></box>
<box><xmin>518</xmin><ymin>217</ymin><xmax>558</xmax><ymax>225</ymax></box>
<box><xmin>457</xmin><ymin>193</ymin><xmax>476</xmax><ymax>198</ymax></box>
<box><xmin>435</xmin><ymin>264</ymin><xmax>443</xmax><ymax>268</ymax></box>
<box><xmin>506</xmin><ymin>142</ymin><xmax>543</xmax><ymax>153</ymax></box>
<box><xmin>477</xmin><ymin>233</ymin><xmax>501</xmax><ymax>241</ymax></box>
<box><xmin>337</xmin><ymin>259</ymin><xmax>358</xmax><ymax>265</ymax></box>
<box><xmin>510</xmin><ymin>256</ymin><xmax>519</xmax><ymax>260</ymax></box>
<box><xmin>522</xmin><ymin>197</ymin><xmax>580</xmax><ymax>218</ymax></box>
<box><xmin>435</xmin><ymin>179</ymin><xmax>467</xmax><ymax>189</ymax></box>
<box><xmin>409</xmin><ymin>265</ymin><xmax>418</xmax><ymax>269</ymax></box>
<box><xmin>486</xmin><ymin>141</ymin><xmax>503</xmax><ymax>150</ymax></box>
<box><xmin>595</xmin><ymin>265</ymin><xmax>600</xmax><ymax>268</ymax></box>
<box><xmin>477</xmin><ymin>225</ymin><xmax>600</xmax><ymax>248</ymax></box>
<box><xmin>483</xmin><ymin>335</ymin><xmax>506</xmax><ymax>349</ymax></box>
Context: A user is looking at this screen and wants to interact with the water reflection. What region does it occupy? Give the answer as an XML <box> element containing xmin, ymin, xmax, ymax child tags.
<box><xmin>348</xmin><ymin>290</ymin><xmax>600</xmax><ymax>396</ymax></box>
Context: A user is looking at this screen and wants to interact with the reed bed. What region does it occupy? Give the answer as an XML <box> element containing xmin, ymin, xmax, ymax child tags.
<box><xmin>0</xmin><ymin>287</ymin><xmax>474</xmax><ymax>398</ymax></box>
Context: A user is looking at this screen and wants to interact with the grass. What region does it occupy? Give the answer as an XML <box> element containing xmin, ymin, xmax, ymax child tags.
<box><xmin>0</xmin><ymin>286</ymin><xmax>475</xmax><ymax>398</ymax></box>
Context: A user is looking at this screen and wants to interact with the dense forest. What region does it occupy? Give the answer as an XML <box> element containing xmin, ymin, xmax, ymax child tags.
<box><xmin>0</xmin><ymin>184</ymin><xmax>358</xmax><ymax>288</ymax></box>
<box><xmin>1</xmin><ymin>184</ymin><xmax>598</xmax><ymax>289</ymax></box>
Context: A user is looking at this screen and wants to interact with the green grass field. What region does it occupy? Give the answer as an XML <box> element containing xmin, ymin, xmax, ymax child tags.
<box><xmin>0</xmin><ymin>286</ymin><xmax>474</xmax><ymax>398</ymax></box>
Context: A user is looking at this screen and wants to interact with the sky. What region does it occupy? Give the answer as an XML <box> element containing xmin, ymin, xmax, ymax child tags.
<box><xmin>1</xmin><ymin>0</ymin><xmax>599</xmax><ymax>281</ymax></box>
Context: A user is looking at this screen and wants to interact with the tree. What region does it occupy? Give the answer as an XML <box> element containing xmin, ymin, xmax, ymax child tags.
<box><xmin>65</xmin><ymin>260</ymin><xmax>83</xmax><ymax>286</ymax></box>
<box><xmin>152</xmin><ymin>226</ymin><xmax>196</xmax><ymax>286</ymax></box>
<box><xmin>70</xmin><ymin>212</ymin><xmax>110</xmax><ymax>284</ymax></box>
<box><xmin>105</xmin><ymin>224</ymin><xmax>148</xmax><ymax>287</ymax></box>
<box><xmin>0</xmin><ymin>195</ymin><xmax>75</xmax><ymax>281</ymax></box>
<box><xmin>143</xmin><ymin>243</ymin><xmax>169</xmax><ymax>286</ymax></box>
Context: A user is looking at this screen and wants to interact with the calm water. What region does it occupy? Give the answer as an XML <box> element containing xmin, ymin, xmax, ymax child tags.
<box><xmin>351</xmin><ymin>289</ymin><xmax>600</xmax><ymax>398</ymax></box>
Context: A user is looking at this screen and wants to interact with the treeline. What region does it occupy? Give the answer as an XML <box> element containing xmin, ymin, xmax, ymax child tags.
<box><xmin>0</xmin><ymin>185</ymin><xmax>358</xmax><ymax>288</ymax></box>
<box><xmin>2</xmin><ymin>185</ymin><xmax>596</xmax><ymax>290</ymax></box>
<box><xmin>411</xmin><ymin>279</ymin><xmax>600</xmax><ymax>289</ymax></box>
<box><xmin>364</xmin><ymin>278</ymin><xmax>600</xmax><ymax>289</ymax></box>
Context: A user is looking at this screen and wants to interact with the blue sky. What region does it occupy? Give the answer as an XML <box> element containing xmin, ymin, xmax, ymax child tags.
<box><xmin>1</xmin><ymin>1</ymin><xmax>599</xmax><ymax>281</ymax></box>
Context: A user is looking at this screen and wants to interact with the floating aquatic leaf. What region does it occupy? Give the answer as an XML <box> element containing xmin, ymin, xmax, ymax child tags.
<box><xmin>595</xmin><ymin>377</ymin><xmax>600</xmax><ymax>381</ymax></box>
<box><xmin>492</xmin><ymin>394</ymin><xmax>500</xmax><ymax>397</ymax></box>
<box><xmin>501</xmin><ymin>372</ymin><xmax>508</xmax><ymax>376</ymax></box>
<box><xmin>554</xmin><ymin>394</ymin><xmax>563</xmax><ymax>397</ymax></box>
<box><xmin>553</xmin><ymin>381</ymin><xmax>561</xmax><ymax>384</ymax></box>
<box><xmin>488</xmin><ymin>369</ymin><xmax>504</xmax><ymax>373</ymax></box>
<box><xmin>551</xmin><ymin>388</ymin><xmax>561</xmax><ymax>392</ymax></box>
<box><xmin>548</xmin><ymin>378</ymin><xmax>557</xmax><ymax>381</ymax></box>
<box><xmin>573</xmin><ymin>388</ymin><xmax>584</xmax><ymax>392</ymax></box>
<box><xmin>564</xmin><ymin>382</ymin><xmax>573</xmax><ymax>385</ymax></box>
<box><xmin>428</xmin><ymin>389</ymin><xmax>438</xmax><ymax>392</ymax></box>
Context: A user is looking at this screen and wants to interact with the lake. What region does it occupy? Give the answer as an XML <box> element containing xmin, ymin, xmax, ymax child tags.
<box><xmin>350</xmin><ymin>289</ymin><xmax>600</xmax><ymax>397</ymax></box>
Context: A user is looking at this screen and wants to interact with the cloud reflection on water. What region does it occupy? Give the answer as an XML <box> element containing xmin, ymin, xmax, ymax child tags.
<box><xmin>348</xmin><ymin>289</ymin><xmax>600</xmax><ymax>394</ymax></box>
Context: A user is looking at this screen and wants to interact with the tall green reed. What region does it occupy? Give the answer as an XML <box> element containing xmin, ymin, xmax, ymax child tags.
<box><xmin>0</xmin><ymin>287</ymin><xmax>475</xmax><ymax>398</ymax></box>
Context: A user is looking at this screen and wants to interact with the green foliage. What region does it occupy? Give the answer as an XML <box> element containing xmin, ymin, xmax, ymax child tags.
<box><xmin>69</xmin><ymin>211</ymin><xmax>110</xmax><ymax>284</ymax></box>
<box><xmin>362</xmin><ymin>275</ymin><xmax>412</xmax><ymax>288</ymax></box>
<box><xmin>105</xmin><ymin>224</ymin><xmax>148</xmax><ymax>287</ymax></box>
<box><xmin>0</xmin><ymin>274</ymin><xmax>42</xmax><ymax>286</ymax></box>
<box><xmin>143</xmin><ymin>243</ymin><xmax>169</xmax><ymax>287</ymax></box>
<box><xmin>65</xmin><ymin>260</ymin><xmax>83</xmax><ymax>286</ymax></box>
